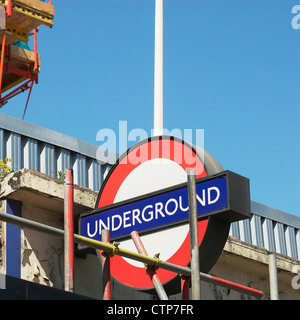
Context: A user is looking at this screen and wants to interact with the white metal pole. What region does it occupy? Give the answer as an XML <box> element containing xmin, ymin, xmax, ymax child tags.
<box><xmin>153</xmin><ymin>0</ymin><xmax>164</xmax><ymax>136</ymax></box>
<box><xmin>269</xmin><ymin>253</ymin><xmax>279</xmax><ymax>300</ymax></box>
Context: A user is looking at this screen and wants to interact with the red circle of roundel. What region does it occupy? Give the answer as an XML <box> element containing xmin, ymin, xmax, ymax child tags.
<box><xmin>96</xmin><ymin>136</ymin><xmax>208</xmax><ymax>290</ymax></box>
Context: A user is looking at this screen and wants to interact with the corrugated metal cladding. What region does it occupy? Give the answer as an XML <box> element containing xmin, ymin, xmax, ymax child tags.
<box><xmin>0</xmin><ymin>113</ymin><xmax>299</xmax><ymax>260</ymax></box>
<box><xmin>230</xmin><ymin>203</ymin><xmax>300</xmax><ymax>260</ymax></box>
<box><xmin>0</xmin><ymin>113</ymin><xmax>116</xmax><ymax>193</ymax></box>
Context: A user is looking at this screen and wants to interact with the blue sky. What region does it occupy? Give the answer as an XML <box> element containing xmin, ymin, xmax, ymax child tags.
<box><xmin>1</xmin><ymin>0</ymin><xmax>299</xmax><ymax>216</ymax></box>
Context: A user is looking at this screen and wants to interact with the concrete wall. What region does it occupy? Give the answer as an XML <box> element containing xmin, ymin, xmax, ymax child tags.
<box><xmin>0</xmin><ymin>169</ymin><xmax>299</xmax><ymax>300</ymax></box>
<box><xmin>0</xmin><ymin>169</ymin><xmax>102</xmax><ymax>298</ymax></box>
<box><xmin>205</xmin><ymin>237</ymin><xmax>299</xmax><ymax>300</ymax></box>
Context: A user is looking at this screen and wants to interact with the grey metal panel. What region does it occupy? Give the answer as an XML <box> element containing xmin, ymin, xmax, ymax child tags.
<box><xmin>274</xmin><ymin>222</ymin><xmax>287</xmax><ymax>256</ymax></box>
<box><xmin>88</xmin><ymin>159</ymin><xmax>102</xmax><ymax>192</ymax></box>
<box><xmin>230</xmin><ymin>221</ymin><xmax>240</xmax><ymax>239</ymax></box>
<box><xmin>23</xmin><ymin>138</ymin><xmax>39</xmax><ymax>171</ymax></box>
<box><xmin>237</xmin><ymin>220</ymin><xmax>245</xmax><ymax>242</ymax></box>
<box><xmin>72</xmin><ymin>153</ymin><xmax>87</xmax><ymax>188</ymax></box>
<box><xmin>242</xmin><ymin>219</ymin><xmax>252</xmax><ymax>244</ymax></box>
<box><xmin>285</xmin><ymin>226</ymin><xmax>297</xmax><ymax>259</ymax></box>
<box><xmin>102</xmin><ymin>163</ymin><xmax>112</xmax><ymax>182</ymax></box>
<box><xmin>7</xmin><ymin>132</ymin><xmax>22</xmax><ymax>171</ymax></box>
<box><xmin>296</xmin><ymin>230</ymin><xmax>300</xmax><ymax>260</ymax></box>
<box><xmin>57</xmin><ymin>148</ymin><xmax>71</xmax><ymax>173</ymax></box>
<box><xmin>262</xmin><ymin>218</ymin><xmax>276</xmax><ymax>252</ymax></box>
<box><xmin>40</xmin><ymin>143</ymin><xmax>56</xmax><ymax>178</ymax></box>
<box><xmin>250</xmin><ymin>214</ymin><xmax>264</xmax><ymax>248</ymax></box>
<box><xmin>94</xmin><ymin>161</ymin><xmax>102</xmax><ymax>191</ymax></box>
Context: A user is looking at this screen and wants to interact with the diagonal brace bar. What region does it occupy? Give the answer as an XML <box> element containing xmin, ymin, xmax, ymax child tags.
<box><xmin>131</xmin><ymin>231</ymin><xmax>168</xmax><ymax>300</ymax></box>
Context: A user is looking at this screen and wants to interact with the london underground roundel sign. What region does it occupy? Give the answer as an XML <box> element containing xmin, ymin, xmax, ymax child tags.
<box><xmin>93</xmin><ymin>136</ymin><xmax>234</xmax><ymax>293</ymax></box>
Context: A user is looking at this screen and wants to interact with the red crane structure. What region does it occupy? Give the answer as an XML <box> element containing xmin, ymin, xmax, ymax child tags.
<box><xmin>0</xmin><ymin>0</ymin><xmax>54</xmax><ymax>118</ymax></box>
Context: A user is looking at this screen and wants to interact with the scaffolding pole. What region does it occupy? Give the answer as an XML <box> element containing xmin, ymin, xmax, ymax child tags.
<box><xmin>0</xmin><ymin>211</ymin><xmax>263</xmax><ymax>298</ymax></box>
<box><xmin>64</xmin><ymin>169</ymin><xmax>74</xmax><ymax>293</ymax></box>
<box><xmin>187</xmin><ymin>169</ymin><xmax>201</xmax><ymax>300</ymax></box>
<box><xmin>101</xmin><ymin>229</ymin><xmax>111</xmax><ymax>300</ymax></box>
<box><xmin>269</xmin><ymin>253</ymin><xmax>279</xmax><ymax>300</ymax></box>
<box><xmin>131</xmin><ymin>231</ymin><xmax>168</xmax><ymax>300</ymax></box>
<box><xmin>181</xmin><ymin>276</ymin><xmax>190</xmax><ymax>300</ymax></box>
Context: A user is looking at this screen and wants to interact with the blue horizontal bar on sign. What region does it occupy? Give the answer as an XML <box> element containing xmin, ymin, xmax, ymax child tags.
<box><xmin>80</xmin><ymin>171</ymin><xmax>251</xmax><ymax>242</ymax></box>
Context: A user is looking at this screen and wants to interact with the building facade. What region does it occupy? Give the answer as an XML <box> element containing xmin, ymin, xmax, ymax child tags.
<box><xmin>0</xmin><ymin>113</ymin><xmax>299</xmax><ymax>299</ymax></box>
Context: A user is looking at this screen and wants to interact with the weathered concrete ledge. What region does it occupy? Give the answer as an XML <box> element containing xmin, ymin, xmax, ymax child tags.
<box><xmin>224</xmin><ymin>236</ymin><xmax>297</xmax><ymax>274</ymax></box>
<box><xmin>0</xmin><ymin>169</ymin><xmax>97</xmax><ymax>218</ymax></box>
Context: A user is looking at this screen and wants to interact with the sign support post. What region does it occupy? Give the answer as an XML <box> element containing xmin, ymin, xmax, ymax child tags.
<box><xmin>153</xmin><ymin>0</ymin><xmax>164</xmax><ymax>136</ymax></box>
<box><xmin>187</xmin><ymin>169</ymin><xmax>201</xmax><ymax>300</ymax></box>
<box><xmin>101</xmin><ymin>229</ymin><xmax>111</xmax><ymax>300</ymax></box>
